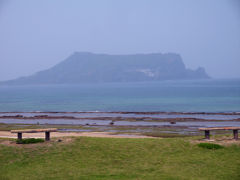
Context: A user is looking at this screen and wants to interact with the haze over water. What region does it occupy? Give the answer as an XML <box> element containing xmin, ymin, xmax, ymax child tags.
<box><xmin>0</xmin><ymin>79</ymin><xmax>239</xmax><ymax>112</ymax></box>
<box><xmin>0</xmin><ymin>1</ymin><xmax>239</xmax><ymax>114</ymax></box>
<box><xmin>0</xmin><ymin>0</ymin><xmax>240</xmax><ymax>80</ymax></box>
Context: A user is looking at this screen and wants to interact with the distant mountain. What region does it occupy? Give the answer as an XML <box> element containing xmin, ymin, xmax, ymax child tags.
<box><xmin>1</xmin><ymin>52</ymin><xmax>210</xmax><ymax>85</ymax></box>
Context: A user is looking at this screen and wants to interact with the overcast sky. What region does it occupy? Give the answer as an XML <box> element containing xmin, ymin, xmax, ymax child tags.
<box><xmin>0</xmin><ymin>0</ymin><xmax>239</xmax><ymax>81</ymax></box>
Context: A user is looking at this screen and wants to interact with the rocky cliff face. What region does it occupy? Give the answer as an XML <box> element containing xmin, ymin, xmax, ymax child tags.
<box><xmin>2</xmin><ymin>52</ymin><xmax>210</xmax><ymax>85</ymax></box>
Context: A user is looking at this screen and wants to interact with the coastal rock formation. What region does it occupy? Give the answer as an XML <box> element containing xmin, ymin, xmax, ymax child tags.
<box><xmin>1</xmin><ymin>52</ymin><xmax>209</xmax><ymax>85</ymax></box>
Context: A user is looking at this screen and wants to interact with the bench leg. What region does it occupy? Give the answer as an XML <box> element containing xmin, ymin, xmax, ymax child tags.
<box><xmin>205</xmin><ymin>130</ymin><xmax>210</xmax><ymax>140</ymax></box>
<box><xmin>233</xmin><ymin>130</ymin><xmax>238</xmax><ymax>140</ymax></box>
<box><xmin>17</xmin><ymin>133</ymin><xmax>22</xmax><ymax>140</ymax></box>
<box><xmin>45</xmin><ymin>132</ymin><xmax>50</xmax><ymax>141</ymax></box>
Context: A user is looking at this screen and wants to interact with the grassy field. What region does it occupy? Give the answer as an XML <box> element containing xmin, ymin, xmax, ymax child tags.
<box><xmin>0</xmin><ymin>136</ymin><xmax>240</xmax><ymax>180</ymax></box>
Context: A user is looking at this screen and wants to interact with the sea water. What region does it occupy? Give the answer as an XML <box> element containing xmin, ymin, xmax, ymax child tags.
<box><xmin>0</xmin><ymin>79</ymin><xmax>239</xmax><ymax>112</ymax></box>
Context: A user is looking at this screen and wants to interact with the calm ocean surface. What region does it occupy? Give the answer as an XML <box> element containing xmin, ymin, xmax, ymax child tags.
<box><xmin>0</xmin><ymin>79</ymin><xmax>239</xmax><ymax>112</ymax></box>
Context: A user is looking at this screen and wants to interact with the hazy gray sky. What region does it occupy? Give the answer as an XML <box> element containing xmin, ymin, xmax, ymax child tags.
<box><xmin>0</xmin><ymin>0</ymin><xmax>239</xmax><ymax>81</ymax></box>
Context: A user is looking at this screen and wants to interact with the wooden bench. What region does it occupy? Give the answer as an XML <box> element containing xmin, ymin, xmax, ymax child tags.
<box><xmin>11</xmin><ymin>128</ymin><xmax>57</xmax><ymax>141</ymax></box>
<box><xmin>199</xmin><ymin>127</ymin><xmax>240</xmax><ymax>140</ymax></box>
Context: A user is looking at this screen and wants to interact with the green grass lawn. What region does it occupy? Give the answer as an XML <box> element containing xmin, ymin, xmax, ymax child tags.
<box><xmin>0</xmin><ymin>137</ymin><xmax>240</xmax><ymax>180</ymax></box>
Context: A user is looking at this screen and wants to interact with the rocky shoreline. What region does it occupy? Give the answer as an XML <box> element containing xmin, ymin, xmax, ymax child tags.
<box><xmin>0</xmin><ymin>115</ymin><xmax>240</xmax><ymax>122</ymax></box>
<box><xmin>0</xmin><ymin>111</ymin><xmax>240</xmax><ymax>115</ymax></box>
<box><xmin>0</xmin><ymin>111</ymin><xmax>240</xmax><ymax>122</ymax></box>
<box><xmin>1</xmin><ymin>111</ymin><xmax>240</xmax><ymax>137</ymax></box>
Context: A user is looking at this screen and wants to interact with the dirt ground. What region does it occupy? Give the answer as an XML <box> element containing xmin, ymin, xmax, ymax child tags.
<box><xmin>191</xmin><ymin>136</ymin><xmax>240</xmax><ymax>146</ymax></box>
<box><xmin>0</xmin><ymin>131</ymin><xmax>153</xmax><ymax>139</ymax></box>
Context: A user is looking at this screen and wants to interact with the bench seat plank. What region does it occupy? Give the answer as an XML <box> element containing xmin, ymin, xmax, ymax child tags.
<box><xmin>199</xmin><ymin>127</ymin><xmax>240</xmax><ymax>131</ymax></box>
<box><xmin>11</xmin><ymin>128</ymin><xmax>57</xmax><ymax>133</ymax></box>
